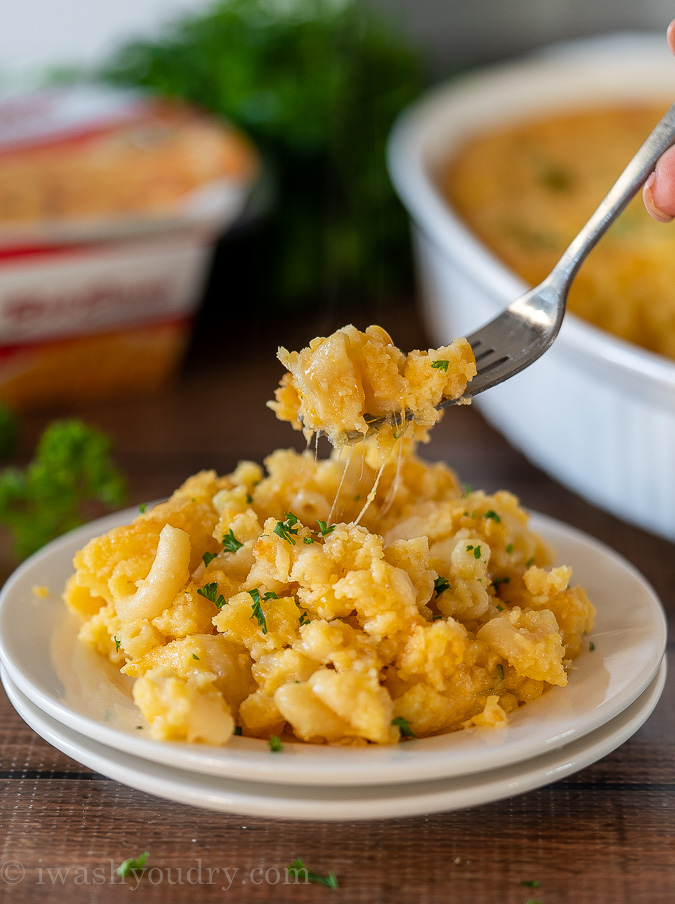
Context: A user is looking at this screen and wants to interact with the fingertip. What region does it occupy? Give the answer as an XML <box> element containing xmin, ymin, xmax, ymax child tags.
<box><xmin>644</xmin><ymin>173</ymin><xmax>675</xmax><ymax>224</ymax></box>
<box><xmin>667</xmin><ymin>19</ymin><xmax>675</xmax><ymax>55</ymax></box>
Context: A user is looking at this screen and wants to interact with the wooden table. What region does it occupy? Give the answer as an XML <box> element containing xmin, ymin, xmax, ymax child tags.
<box><xmin>0</xmin><ymin>299</ymin><xmax>673</xmax><ymax>903</ymax></box>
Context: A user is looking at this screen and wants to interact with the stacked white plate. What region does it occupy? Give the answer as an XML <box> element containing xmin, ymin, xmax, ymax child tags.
<box><xmin>0</xmin><ymin>508</ymin><xmax>667</xmax><ymax>820</ymax></box>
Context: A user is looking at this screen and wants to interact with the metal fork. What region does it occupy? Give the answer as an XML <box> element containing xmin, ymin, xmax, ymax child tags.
<box><xmin>364</xmin><ymin>99</ymin><xmax>675</xmax><ymax>435</ymax></box>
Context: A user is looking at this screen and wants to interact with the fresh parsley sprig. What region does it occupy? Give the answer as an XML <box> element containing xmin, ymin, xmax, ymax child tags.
<box><xmin>198</xmin><ymin>582</ymin><xmax>227</xmax><ymax>609</ymax></box>
<box><xmin>434</xmin><ymin>576</ymin><xmax>451</xmax><ymax>596</ymax></box>
<box><xmin>0</xmin><ymin>419</ymin><xmax>126</xmax><ymax>560</ymax></box>
<box><xmin>116</xmin><ymin>852</ymin><xmax>149</xmax><ymax>879</ymax></box>
<box><xmin>222</xmin><ymin>529</ymin><xmax>244</xmax><ymax>553</ymax></box>
<box><xmin>274</xmin><ymin>512</ymin><xmax>300</xmax><ymax>545</ymax></box>
<box><xmin>287</xmin><ymin>858</ymin><xmax>338</xmax><ymax>888</ymax></box>
<box><xmin>391</xmin><ymin>716</ymin><xmax>416</xmax><ymax>738</ymax></box>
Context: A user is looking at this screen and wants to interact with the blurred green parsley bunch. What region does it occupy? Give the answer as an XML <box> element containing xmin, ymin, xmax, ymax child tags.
<box><xmin>101</xmin><ymin>0</ymin><xmax>423</xmax><ymax>307</ymax></box>
<box><xmin>0</xmin><ymin>411</ymin><xmax>126</xmax><ymax>561</ymax></box>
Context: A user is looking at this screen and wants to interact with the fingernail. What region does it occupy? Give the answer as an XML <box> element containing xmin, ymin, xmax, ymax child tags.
<box><xmin>643</xmin><ymin>173</ymin><xmax>674</xmax><ymax>223</ymax></box>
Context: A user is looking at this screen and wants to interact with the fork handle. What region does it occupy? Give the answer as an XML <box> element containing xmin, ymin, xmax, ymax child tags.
<box><xmin>551</xmin><ymin>101</ymin><xmax>675</xmax><ymax>290</ymax></box>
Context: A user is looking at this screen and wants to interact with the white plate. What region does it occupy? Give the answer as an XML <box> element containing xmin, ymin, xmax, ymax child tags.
<box><xmin>1</xmin><ymin>660</ymin><xmax>666</xmax><ymax>820</ymax></box>
<box><xmin>0</xmin><ymin>507</ymin><xmax>667</xmax><ymax>787</ymax></box>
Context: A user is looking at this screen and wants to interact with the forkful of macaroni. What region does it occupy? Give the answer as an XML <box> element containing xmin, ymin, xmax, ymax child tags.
<box><xmin>269</xmin><ymin>324</ymin><xmax>477</xmax><ymax>446</ymax></box>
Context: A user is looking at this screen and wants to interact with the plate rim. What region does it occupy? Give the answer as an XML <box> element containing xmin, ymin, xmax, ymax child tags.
<box><xmin>1</xmin><ymin>659</ymin><xmax>666</xmax><ymax>820</ymax></box>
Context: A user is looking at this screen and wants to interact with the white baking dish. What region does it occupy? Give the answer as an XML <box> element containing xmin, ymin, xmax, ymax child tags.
<box><xmin>388</xmin><ymin>33</ymin><xmax>675</xmax><ymax>541</ymax></box>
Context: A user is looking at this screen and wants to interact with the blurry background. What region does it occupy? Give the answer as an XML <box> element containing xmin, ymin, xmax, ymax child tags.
<box><xmin>0</xmin><ymin>0</ymin><xmax>673</xmax><ymax>563</ymax></box>
<box><xmin>2</xmin><ymin>0</ymin><xmax>674</xmax><ymax>76</ymax></box>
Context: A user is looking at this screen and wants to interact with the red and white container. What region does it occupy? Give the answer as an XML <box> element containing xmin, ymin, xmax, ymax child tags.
<box><xmin>0</xmin><ymin>85</ymin><xmax>259</xmax><ymax>409</ymax></box>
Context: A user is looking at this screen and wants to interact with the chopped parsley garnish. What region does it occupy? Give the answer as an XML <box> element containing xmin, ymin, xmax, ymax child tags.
<box><xmin>138</xmin><ymin>503</ymin><xmax>147</xmax><ymax>513</ymax></box>
<box><xmin>197</xmin><ymin>581</ymin><xmax>227</xmax><ymax>609</ymax></box>
<box><xmin>116</xmin><ymin>852</ymin><xmax>149</xmax><ymax>878</ymax></box>
<box><xmin>431</xmin><ymin>359</ymin><xmax>449</xmax><ymax>372</ymax></box>
<box><xmin>287</xmin><ymin>859</ymin><xmax>339</xmax><ymax>888</ymax></box>
<box><xmin>506</xmin><ymin>543</ymin><xmax>514</xmax><ymax>554</ymax></box>
<box><xmin>222</xmin><ymin>529</ymin><xmax>244</xmax><ymax>553</ymax></box>
<box><xmin>492</xmin><ymin>576</ymin><xmax>510</xmax><ymax>587</ymax></box>
<box><xmin>113</xmin><ymin>635</ymin><xmax>121</xmax><ymax>653</ymax></box>
<box><xmin>316</xmin><ymin>520</ymin><xmax>336</xmax><ymax>537</ymax></box>
<box><xmin>484</xmin><ymin>509</ymin><xmax>501</xmax><ymax>522</ymax></box>
<box><xmin>274</xmin><ymin>511</ymin><xmax>300</xmax><ymax>545</ymax></box>
<box><xmin>192</xmin><ymin>653</ymin><xmax>199</xmax><ymax>660</ymax></box>
<box><xmin>434</xmin><ymin>576</ymin><xmax>451</xmax><ymax>596</ymax></box>
<box><xmin>526</xmin><ymin>556</ymin><xmax>535</xmax><ymax>567</ymax></box>
<box><xmin>202</xmin><ymin>551</ymin><xmax>217</xmax><ymax>567</ymax></box>
<box><xmin>299</xmin><ymin>610</ymin><xmax>311</xmax><ymax>627</ymax></box>
<box><xmin>303</xmin><ymin>536</ymin><xmax>315</xmax><ymax>544</ymax></box>
<box><xmin>496</xmin><ymin>604</ymin><xmax>504</xmax><ymax>611</ymax></box>
<box><xmin>245</xmin><ymin>493</ymin><xmax>254</xmax><ymax>504</ymax></box>
<box><xmin>233</xmin><ymin>725</ymin><xmax>243</xmax><ymax>736</ymax></box>
<box><xmin>589</xmin><ymin>641</ymin><xmax>596</xmax><ymax>651</ymax></box>
<box><xmin>466</xmin><ymin>544</ymin><xmax>482</xmax><ymax>559</ymax></box>
<box><xmin>248</xmin><ymin>588</ymin><xmax>268</xmax><ymax>633</ymax></box>
<box><xmin>462</xmin><ymin>483</ymin><xmax>473</xmax><ymax>497</ymax></box>
<box><xmin>391</xmin><ymin>716</ymin><xmax>416</xmax><ymax>738</ymax></box>
<box><xmin>521</xmin><ymin>880</ymin><xmax>540</xmax><ymax>888</ymax></box>
<box><xmin>268</xmin><ymin>735</ymin><xmax>283</xmax><ymax>752</ymax></box>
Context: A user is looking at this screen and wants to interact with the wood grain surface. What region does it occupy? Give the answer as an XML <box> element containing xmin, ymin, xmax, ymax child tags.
<box><xmin>0</xmin><ymin>300</ymin><xmax>672</xmax><ymax>903</ymax></box>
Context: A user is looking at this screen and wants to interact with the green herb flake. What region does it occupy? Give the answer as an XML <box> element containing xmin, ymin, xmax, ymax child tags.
<box><xmin>274</xmin><ymin>512</ymin><xmax>300</xmax><ymax>545</ymax></box>
<box><xmin>138</xmin><ymin>503</ymin><xmax>147</xmax><ymax>513</ymax></box>
<box><xmin>316</xmin><ymin>519</ymin><xmax>336</xmax><ymax>537</ymax></box>
<box><xmin>192</xmin><ymin>653</ymin><xmax>199</xmax><ymax>660</ymax></box>
<box><xmin>287</xmin><ymin>858</ymin><xmax>339</xmax><ymax>889</ymax></box>
<box><xmin>303</xmin><ymin>536</ymin><xmax>315</xmax><ymax>544</ymax></box>
<box><xmin>484</xmin><ymin>509</ymin><xmax>501</xmax><ymax>522</ymax></box>
<box><xmin>222</xmin><ymin>528</ymin><xmax>244</xmax><ymax>553</ymax></box>
<box><xmin>521</xmin><ymin>880</ymin><xmax>540</xmax><ymax>888</ymax></box>
<box><xmin>114</xmin><ymin>635</ymin><xmax>121</xmax><ymax>653</ymax></box>
<box><xmin>299</xmin><ymin>610</ymin><xmax>311</xmax><ymax>627</ymax></box>
<box><xmin>526</xmin><ymin>556</ymin><xmax>535</xmax><ymax>567</ymax></box>
<box><xmin>506</xmin><ymin>543</ymin><xmax>514</xmax><ymax>554</ymax></box>
<box><xmin>116</xmin><ymin>852</ymin><xmax>149</xmax><ymax>879</ymax></box>
<box><xmin>467</xmin><ymin>544</ymin><xmax>482</xmax><ymax>559</ymax></box>
<box><xmin>462</xmin><ymin>483</ymin><xmax>473</xmax><ymax>497</ymax></box>
<box><xmin>202</xmin><ymin>551</ymin><xmax>217</xmax><ymax>567</ymax></box>
<box><xmin>493</xmin><ymin>576</ymin><xmax>510</xmax><ymax>587</ymax></box>
<box><xmin>496</xmin><ymin>604</ymin><xmax>504</xmax><ymax>612</ymax></box>
<box><xmin>496</xmin><ymin>664</ymin><xmax>504</xmax><ymax>680</ymax></box>
<box><xmin>248</xmin><ymin>588</ymin><xmax>268</xmax><ymax>634</ymax></box>
<box><xmin>245</xmin><ymin>493</ymin><xmax>254</xmax><ymax>504</ymax></box>
<box><xmin>268</xmin><ymin>735</ymin><xmax>283</xmax><ymax>752</ymax></box>
<box><xmin>589</xmin><ymin>641</ymin><xmax>596</xmax><ymax>651</ymax></box>
<box><xmin>431</xmin><ymin>359</ymin><xmax>449</xmax><ymax>372</ymax></box>
<box><xmin>391</xmin><ymin>716</ymin><xmax>416</xmax><ymax>738</ymax></box>
<box><xmin>233</xmin><ymin>725</ymin><xmax>243</xmax><ymax>736</ymax></box>
<box><xmin>197</xmin><ymin>581</ymin><xmax>227</xmax><ymax>609</ymax></box>
<box><xmin>434</xmin><ymin>576</ymin><xmax>451</xmax><ymax>596</ymax></box>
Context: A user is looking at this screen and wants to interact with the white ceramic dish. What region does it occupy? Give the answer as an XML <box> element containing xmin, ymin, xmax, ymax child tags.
<box><xmin>0</xmin><ymin>505</ymin><xmax>666</xmax><ymax>787</ymax></box>
<box><xmin>2</xmin><ymin>661</ymin><xmax>665</xmax><ymax>820</ymax></box>
<box><xmin>388</xmin><ymin>33</ymin><xmax>675</xmax><ymax>541</ymax></box>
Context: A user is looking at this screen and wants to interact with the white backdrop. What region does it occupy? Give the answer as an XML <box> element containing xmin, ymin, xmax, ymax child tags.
<box><xmin>1</xmin><ymin>0</ymin><xmax>673</xmax><ymax>84</ymax></box>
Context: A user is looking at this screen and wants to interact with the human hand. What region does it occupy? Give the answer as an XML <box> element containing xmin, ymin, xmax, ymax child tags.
<box><xmin>643</xmin><ymin>20</ymin><xmax>675</xmax><ymax>222</ymax></box>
